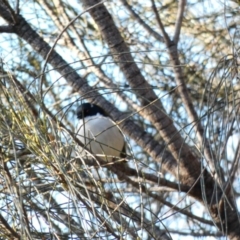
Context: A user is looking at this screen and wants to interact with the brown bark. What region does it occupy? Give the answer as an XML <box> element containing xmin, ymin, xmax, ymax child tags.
<box><xmin>0</xmin><ymin>0</ymin><xmax>239</xmax><ymax>238</ymax></box>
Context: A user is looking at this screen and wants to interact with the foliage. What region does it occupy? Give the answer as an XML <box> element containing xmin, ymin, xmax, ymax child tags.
<box><xmin>0</xmin><ymin>0</ymin><xmax>239</xmax><ymax>239</ymax></box>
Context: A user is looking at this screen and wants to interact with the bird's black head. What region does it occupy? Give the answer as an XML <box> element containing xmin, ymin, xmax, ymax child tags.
<box><xmin>76</xmin><ymin>103</ymin><xmax>107</xmax><ymax>119</ymax></box>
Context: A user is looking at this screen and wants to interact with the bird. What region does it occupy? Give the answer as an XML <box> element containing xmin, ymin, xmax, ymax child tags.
<box><xmin>75</xmin><ymin>103</ymin><xmax>126</xmax><ymax>163</ymax></box>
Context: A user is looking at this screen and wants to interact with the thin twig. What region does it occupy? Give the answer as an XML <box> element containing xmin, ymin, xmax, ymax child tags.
<box><xmin>120</xmin><ymin>0</ymin><xmax>164</xmax><ymax>42</ymax></box>
<box><xmin>151</xmin><ymin>0</ymin><xmax>171</xmax><ymax>45</ymax></box>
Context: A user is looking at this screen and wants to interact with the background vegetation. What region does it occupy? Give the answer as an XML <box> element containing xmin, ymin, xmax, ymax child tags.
<box><xmin>0</xmin><ymin>0</ymin><xmax>239</xmax><ymax>239</ymax></box>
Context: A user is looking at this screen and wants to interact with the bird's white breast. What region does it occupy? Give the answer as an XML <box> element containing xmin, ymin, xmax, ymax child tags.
<box><xmin>76</xmin><ymin>115</ymin><xmax>124</xmax><ymax>161</ymax></box>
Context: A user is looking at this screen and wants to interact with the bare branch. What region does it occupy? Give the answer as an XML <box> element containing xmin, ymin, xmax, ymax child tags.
<box><xmin>151</xmin><ymin>0</ymin><xmax>171</xmax><ymax>45</ymax></box>
<box><xmin>120</xmin><ymin>0</ymin><xmax>164</xmax><ymax>42</ymax></box>
<box><xmin>0</xmin><ymin>0</ymin><xmax>17</xmax><ymax>23</ymax></box>
<box><xmin>0</xmin><ymin>0</ymin><xmax>239</xmax><ymax>239</ymax></box>
<box><xmin>173</xmin><ymin>0</ymin><xmax>186</xmax><ymax>44</ymax></box>
<box><xmin>0</xmin><ymin>25</ymin><xmax>14</xmax><ymax>33</ymax></box>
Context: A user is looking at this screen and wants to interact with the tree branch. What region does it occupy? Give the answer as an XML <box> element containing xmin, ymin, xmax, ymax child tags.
<box><xmin>0</xmin><ymin>24</ymin><xmax>14</xmax><ymax>33</ymax></box>
<box><xmin>79</xmin><ymin>1</ymin><xmax>240</xmax><ymax>238</ymax></box>
<box><xmin>0</xmin><ymin>0</ymin><xmax>179</xmax><ymax>186</ymax></box>
<box><xmin>120</xmin><ymin>0</ymin><xmax>164</xmax><ymax>42</ymax></box>
<box><xmin>151</xmin><ymin>0</ymin><xmax>171</xmax><ymax>45</ymax></box>
<box><xmin>121</xmin><ymin>0</ymin><xmax>218</xmax><ymax>183</ymax></box>
<box><xmin>1</xmin><ymin>1</ymin><xmax>239</xmax><ymax>238</ymax></box>
<box><xmin>173</xmin><ymin>0</ymin><xmax>186</xmax><ymax>44</ymax></box>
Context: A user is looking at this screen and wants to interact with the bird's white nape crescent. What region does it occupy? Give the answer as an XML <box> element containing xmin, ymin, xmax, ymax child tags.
<box><xmin>75</xmin><ymin>103</ymin><xmax>125</xmax><ymax>161</ymax></box>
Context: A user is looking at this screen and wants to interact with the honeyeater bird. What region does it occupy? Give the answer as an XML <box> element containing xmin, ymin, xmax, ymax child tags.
<box><xmin>75</xmin><ymin>103</ymin><xmax>126</xmax><ymax>162</ymax></box>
